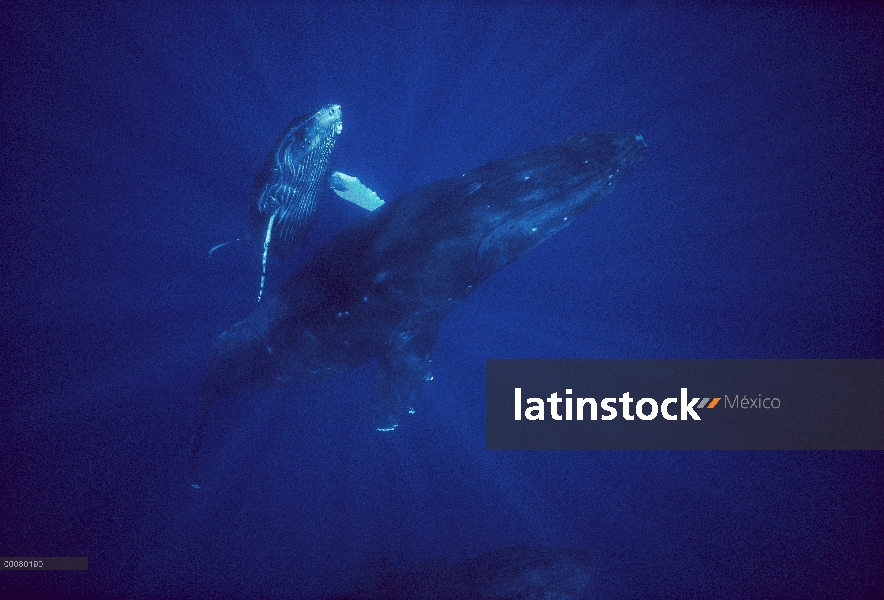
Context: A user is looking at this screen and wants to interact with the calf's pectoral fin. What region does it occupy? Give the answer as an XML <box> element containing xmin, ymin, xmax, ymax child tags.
<box><xmin>330</xmin><ymin>171</ymin><xmax>385</xmax><ymax>211</ymax></box>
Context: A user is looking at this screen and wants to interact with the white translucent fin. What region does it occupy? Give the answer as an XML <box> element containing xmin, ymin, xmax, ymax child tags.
<box><xmin>330</xmin><ymin>171</ymin><xmax>385</xmax><ymax>211</ymax></box>
<box><xmin>258</xmin><ymin>211</ymin><xmax>277</xmax><ymax>302</ymax></box>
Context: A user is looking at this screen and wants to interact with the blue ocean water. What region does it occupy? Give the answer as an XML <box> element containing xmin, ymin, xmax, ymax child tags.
<box><xmin>1</xmin><ymin>2</ymin><xmax>881</xmax><ymax>598</ymax></box>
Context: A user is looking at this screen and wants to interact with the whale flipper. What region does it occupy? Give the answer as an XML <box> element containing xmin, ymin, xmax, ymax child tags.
<box><xmin>330</xmin><ymin>171</ymin><xmax>385</xmax><ymax>211</ymax></box>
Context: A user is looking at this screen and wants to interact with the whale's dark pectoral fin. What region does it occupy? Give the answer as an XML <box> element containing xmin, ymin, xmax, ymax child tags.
<box><xmin>188</xmin><ymin>302</ymin><xmax>283</xmax><ymax>485</ymax></box>
<box><xmin>374</xmin><ymin>325</ymin><xmax>437</xmax><ymax>431</ymax></box>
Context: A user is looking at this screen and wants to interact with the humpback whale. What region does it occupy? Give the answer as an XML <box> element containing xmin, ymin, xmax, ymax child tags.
<box><xmin>191</xmin><ymin>132</ymin><xmax>646</xmax><ymax>471</ymax></box>
<box><xmin>250</xmin><ymin>104</ymin><xmax>343</xmax><ymax>301</ymax></box>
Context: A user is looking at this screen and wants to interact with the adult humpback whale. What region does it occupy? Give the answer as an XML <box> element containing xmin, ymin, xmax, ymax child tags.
<box><xmin>191</xmin><ymin>132</ymin><xmax>646</xmax><ymax>467</ymax></box>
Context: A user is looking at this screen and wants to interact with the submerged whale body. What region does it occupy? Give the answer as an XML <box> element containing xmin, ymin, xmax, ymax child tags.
<box><xmin>192</xmin><ymin>132</ymin><xmax>646</xmax><ymax>463</ymax></box>
<box><xmin>337</xmin><ymin>545</ymin><xmax>594</xmax><ymax>600</ymax></box>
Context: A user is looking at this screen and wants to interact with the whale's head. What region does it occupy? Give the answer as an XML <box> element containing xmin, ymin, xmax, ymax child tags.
<box><xmin>468</xmin><ymin>132</ymin><xmax>648</xmax><ymax>279</ymax></box>
<box><xmin>276</xmin><ymin>103</ymin><xmax>342</xmax><ymax>164</ymax></box>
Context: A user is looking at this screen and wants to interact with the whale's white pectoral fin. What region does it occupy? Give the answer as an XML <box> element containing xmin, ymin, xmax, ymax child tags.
<box><xmin>258</xmin><ymin>210</ymin><xmax>277</xmax><ymax>302</ymax></box>
<box><xmin>330</xmin><ymin>171</ymin><xmax>385</xmax><ymax>211</ymax></box>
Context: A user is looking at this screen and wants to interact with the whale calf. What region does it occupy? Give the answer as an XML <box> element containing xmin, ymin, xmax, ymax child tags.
<box><xmin>250</xmin><ymin>103</ymin><xmax>343</xmax><ymax>300</ymax></box>
<box><xmin>191</xmin><ymin>132</ymin><xmax>646</xmax><ymax>470</ymax></box>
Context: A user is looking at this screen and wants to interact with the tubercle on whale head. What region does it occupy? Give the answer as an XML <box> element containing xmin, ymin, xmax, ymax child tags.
<box><xmin>272</xmin><ymin>104</ymin><xmax>342</xmax><ymax>162</ymax></box>
<box><xmin>310</xmin><ymin>103</ymin><xmax>342</xmax><ymax>138</ymax></box>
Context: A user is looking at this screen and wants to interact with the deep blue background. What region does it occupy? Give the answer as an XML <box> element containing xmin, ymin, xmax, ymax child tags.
<box><xmin>1</xmin><ymin>2</ymin><xmax>882</xmax><ymax>598</ymax></box>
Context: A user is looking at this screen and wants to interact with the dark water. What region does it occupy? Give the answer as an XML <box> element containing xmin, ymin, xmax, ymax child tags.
<box><xmin>1</xmin><ymin>2</ymin><xmax>881</xmax><ymax>598</ymax></box>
